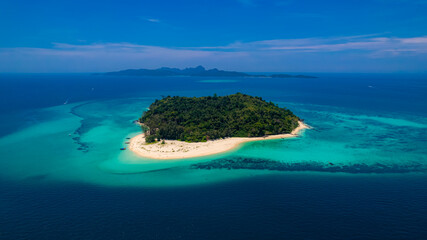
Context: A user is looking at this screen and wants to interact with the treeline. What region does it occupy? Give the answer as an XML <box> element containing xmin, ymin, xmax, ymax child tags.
<box><xmin>139</xmin><ymin>93</ymin><xmax>300</xmax><ymax>142</ymax></box>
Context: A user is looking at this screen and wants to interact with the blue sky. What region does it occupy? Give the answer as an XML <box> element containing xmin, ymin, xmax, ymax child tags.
<box><xmin>0</xmin><ymin>0</ymin><xmax>426</xmax><ymax>72</ymax></box>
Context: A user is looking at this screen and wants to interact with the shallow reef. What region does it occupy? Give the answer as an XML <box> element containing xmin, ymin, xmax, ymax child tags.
<box><xmin>191</xmin><ymin>157</ymin><xmax>426</xmax><ymax>174</ymax></box>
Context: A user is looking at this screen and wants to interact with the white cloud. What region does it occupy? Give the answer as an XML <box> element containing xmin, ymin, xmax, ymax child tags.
<box><xmin>192</xmin><ymin>35</ymin><xmax>427</xmax><ymax>55</ymax></box>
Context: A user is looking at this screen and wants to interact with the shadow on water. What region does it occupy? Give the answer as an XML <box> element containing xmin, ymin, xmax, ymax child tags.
<box><xmin>191</xmin><ymin>157</ymin><xmax>427</xmax><ymax>174</ymax></box>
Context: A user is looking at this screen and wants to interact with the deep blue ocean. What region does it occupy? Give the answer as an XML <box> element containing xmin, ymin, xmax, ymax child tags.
<box><xmin>0</xmin><ymin>73</ymin><xmax>426</xmax><ymax>239</ymax></box>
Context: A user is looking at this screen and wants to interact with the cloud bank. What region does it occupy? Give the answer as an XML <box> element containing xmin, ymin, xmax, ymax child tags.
<box><xmin>1</xmin><ymin>35</ymin><xmax>426</xmax><ymax>73</ymax></box>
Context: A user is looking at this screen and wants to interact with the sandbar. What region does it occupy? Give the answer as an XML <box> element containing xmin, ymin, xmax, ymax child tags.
<box><xmin>129</xmin><ymin>121</ymin><xmax>309</xmax><ymax>160</ymax></box>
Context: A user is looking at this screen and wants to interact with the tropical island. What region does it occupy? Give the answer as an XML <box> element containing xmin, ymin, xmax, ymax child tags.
<box><xmin>106</xmin><ymin>66</ymin><xmax>317</xmax><ymax>79</ymax></box>
<box><xmin>129</xmin><ymin>93</ymin><xmax>309</xmax><ymax>159</ymax></box>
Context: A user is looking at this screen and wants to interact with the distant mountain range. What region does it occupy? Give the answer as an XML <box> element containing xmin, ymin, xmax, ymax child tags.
<box><xmin>105</xmin><ymin>66</ymin><xmax>317</xmax><ymax>78</ymax></box>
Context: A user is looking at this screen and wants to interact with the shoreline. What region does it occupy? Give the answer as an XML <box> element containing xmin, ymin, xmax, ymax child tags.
<box><xmin>128</xmin><ymin>121</ymin><xmax>310</xmax><ymax>160</ymax></box>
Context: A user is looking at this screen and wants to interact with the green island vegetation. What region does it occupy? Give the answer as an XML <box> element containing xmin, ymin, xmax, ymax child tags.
<box><xmin>139</xmin><ymin>93</ymin><xmax>300</xmax><ymax>143</ymax></box>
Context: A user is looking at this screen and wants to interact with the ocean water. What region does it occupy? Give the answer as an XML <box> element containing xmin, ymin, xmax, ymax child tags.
<box><xmin>0</xmin><ymin>73</ymin><xmax>426</xmax><ymax>239</ymax></box>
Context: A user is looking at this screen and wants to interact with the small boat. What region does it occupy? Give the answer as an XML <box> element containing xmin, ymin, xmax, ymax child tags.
<box><xmin>125</xmin><ymin>142</ymin><xmax>130</xmax><ymax>144</ymax></box>
<box><xmin>120</xmin><ymin>148</ymin><xmax>126</xmax><ymax>150</ymax></box>
<box><xmin>328</xmin><ymin>162</ymin><xmax>334</xmax><ymax>166</ymax></box>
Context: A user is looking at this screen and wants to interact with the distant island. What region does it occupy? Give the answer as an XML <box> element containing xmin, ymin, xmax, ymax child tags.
<box><xmin>105</xmin><ymin>66</ymin><xmax>317</xmax><ymax>79</ymax></box>
<box><xmin>129</xmin><ymin>93</ymin><xmax>309</xmax><ymax>159</ymax></box>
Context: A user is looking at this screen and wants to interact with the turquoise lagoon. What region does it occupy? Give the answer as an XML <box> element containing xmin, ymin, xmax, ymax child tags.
<box><xmin>0</xmin><ymin>74</ymin><xmax>426</xmax><ymax>187</ymax></box>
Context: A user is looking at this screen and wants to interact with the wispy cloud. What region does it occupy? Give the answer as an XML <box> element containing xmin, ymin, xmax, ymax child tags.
<box><xmin>0</xmin><ymin>42</ymin><xmax>248</xmax><ymax>72</ymax></box>
<box><xmin>1</xmin><ymin>35</ymin><xmax>426</xmax><ymax>73</ymax></box>
<box><xmin>375</xmin><ymin>0</ymin><xmax>427</xmax><ymax>5</ymax></box>
<box><xmin>146</xmin><ymin>18</ymin><xmax>160</xmax><ymax>23</ymax></box>
<box><xmin>192</xmin><ymin>35</ymin><xmax>427</xmax><ymax>56</ymax></box>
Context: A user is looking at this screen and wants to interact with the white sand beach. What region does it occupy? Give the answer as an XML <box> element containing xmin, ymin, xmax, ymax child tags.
<box><xmin>129</xmin><ymin>121</ymin><xmax>309</xmax><ymax>160</ymax></box>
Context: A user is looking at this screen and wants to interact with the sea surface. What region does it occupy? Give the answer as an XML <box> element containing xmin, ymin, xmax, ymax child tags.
<box><xmin>0</xmin><ymin>73</ymin><xmax>426</xmax><ymax>239</ymax></box>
